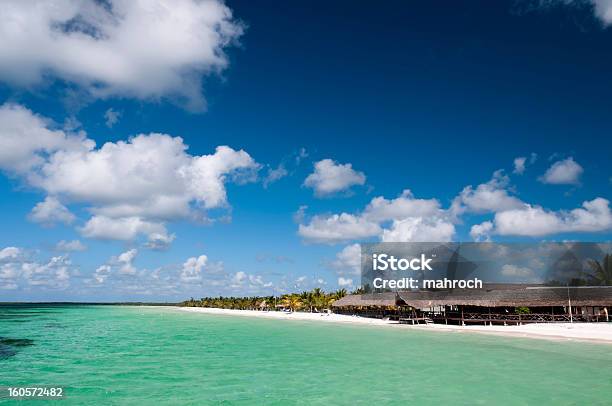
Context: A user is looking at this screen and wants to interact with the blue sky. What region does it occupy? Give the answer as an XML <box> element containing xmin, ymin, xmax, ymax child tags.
<box><xmin>0</xmin><ymin>0</ymin><xmax>611</xmax><ymax>301</ymax></box>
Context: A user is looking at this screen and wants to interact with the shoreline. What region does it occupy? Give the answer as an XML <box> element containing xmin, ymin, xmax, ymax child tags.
<box><xmin>175</xmin><ymin>307</ymin><xmax>612</xmax><ymax>344</ymax></box>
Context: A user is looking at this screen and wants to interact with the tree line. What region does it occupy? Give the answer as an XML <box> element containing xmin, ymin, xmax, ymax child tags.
<box><xmin>181</xmin><ymin>287</ymin><xmax>353</xmax><ymax>312</ymax></box>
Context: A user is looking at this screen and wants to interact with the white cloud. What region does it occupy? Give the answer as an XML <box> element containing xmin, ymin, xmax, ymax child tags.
<box><xmin>29</xmin><ymin>196</ymin><xmax>76</xmax><ymax>225</ymax></box>
<box><xmin>0</xmin><ymin>104</ymin><xmax>260</xmax><ymax>243</ymax></box>
<box><xmin>93</xmin><ymin>265</ymin><xmax>112</xmax><ymax>284</ymax></box>
<box><xmin>539</xmin><ymin>157</ymin><xmax>583</xmax><ymax>185</ymax></box>
<box><xmin>513</xmin><ymin>157</ymin><xmax>527</xmax><ymax>174</ymax></box>
<box><xmin>296</xmin><ymin>147</ymin><xmax>308</xmax><ymax>164</ymax></box>
<box><xmin>0</xmin><ymin>247</ymin><xmax>73</xmax><ymax>289</ymax></box>
<box><xmin>329</xmin><ymin>244</ymin><xmax>361</xmax><ymax>275</ymax></box>
<box><xmin>299</xmin><ymin>190</ymin><xmax>453</xmax><ymax>244</ymax></box>
<box><xmin>21</xmin><ymin>255</ymin><xmax>72</xmax><ymax>288</ymax></box>
<box><xmin>381</xmin><ymin>217</ymin><xmax>455</xmax><ymax>242</ymax></box>
<box><xmin>104</xmin><ymin>108</ymin><xmax>121</xmax><ymax>128</ymax></box>
<box><xmin>0</xmin><ymin>0</ymin><xmax>244</xmax><ymax>111</ymax></box>
<box><xmin>0</xmin><ymin>104</ymin><xmax>92</xmax><ymax>174</ymax></box>
<box><xmin>0</xmin><ymin>246</ymin><xmax>21</xmax><ymax>260</ymax></box>
<box><xmin>181</xmin><ymin>255</ymin><xmax>207</xmax><ymax>282</ymax></box>
<box><xmin>337</xmin><ymin>277</ymin><xmax>353</xmax><ymax>288</ymax></box>
<box><xmin>41</xmin><ymin>137</ymin><xmax>258</xmax><ymax>213</ymax></box>
<box><xmin>493</xmin><ymin>198</ymin><xmax>612</xmax><ymax>236</ymax></box>
<box><xmin>304</xmin><ymin>159</ymin><xmax>366</xmax><ymax>196</ymax></box>
<box><xmin>91</xmin><ymin>249</ymin><xmax>142</xmax><ymax>285</ymax></box>
<box><xmin>512</xmin><ymin>153</ymin><xmax>537</xmax><ymax>175</ymax></box>
<box><xmin>116</xmin><ymin>248</ymin><xmax>138</xmax><ymax>275</ymax></box>
<box><xmin>592</xmin><ymin>0</ymin><xmax>612</xmax><ymax>25</ymax></box>
<box><xmin>363</xmin><ymin>190</ymin><xmax>442</xmax><ymax>222</ymax></box>
<box><xmin>298</xmin><ymin>213</ymin><xmax>381</xmax><ymax>244</ymax></box>
<box><xmin>249</xmin><ymin>274</ymin><xmax>272</xmax><ymax>288</ymax></box>
<box><xmin>224</xmin><ymin>270</ymin><xmax>272</xmax><ymax>291</ymax></box>
<box><xmin>263</xmin><ymin>164</ymin><xmax>288</xmax><ymax>188</ymax></box>
<box><xmin>144</xmin><ymin>232</ymin><xmax>176</xmax><ymax>250</ymax></box>
<box><xmin>451</xmin><ymin>170</ymin><xmax>524</xmax><ymax>216</ymax></box>
<box><xmin>56</xmin><ymin>239</ymin><xmax>87</xmax><ymax>252</ymax></box>
<box><xmin>293</xmin><ymin>205</ymin><xmax>308</xmax><ymax>224</ymax></box>
<box><xmin>80</xmin><ymin>216</ymin><xmax>168</xmax><ymax>241</ymax></box>
<box><xmin>470</xmin><ymin>221</ymin><xmax>493</xmax><ymax>242</ymax></box>
<box><xmin>230</xmin><ymin>271</ymin><xmax>247</xmax><ymax>287</ymax></box>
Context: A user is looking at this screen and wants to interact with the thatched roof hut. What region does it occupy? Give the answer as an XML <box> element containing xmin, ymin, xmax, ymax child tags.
<box><xmin>333</xmin><ymin>285</ymin><xmax>612</xmax><ymax>309</ymax></box>
<box><xmin>332</xmin><ymin>292</ymin><xmax>399</xmax><ymax>308</ymax></box>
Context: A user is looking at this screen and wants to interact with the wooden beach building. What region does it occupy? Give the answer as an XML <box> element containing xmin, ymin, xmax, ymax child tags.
<box><xmin>332</xmin><ymin>284</ymin><xmax>612</xmax><ymax>325</ymax></box>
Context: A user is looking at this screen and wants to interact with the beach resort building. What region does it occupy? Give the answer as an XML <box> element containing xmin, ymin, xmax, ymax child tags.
<box><xmin>332</xmin><ymin>284</ymin><xmax>612</xmax><ymax>325</ymax></box>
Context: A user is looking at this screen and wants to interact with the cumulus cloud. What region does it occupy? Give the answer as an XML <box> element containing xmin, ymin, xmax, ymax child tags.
<box><xmin>230</xmin><ymin>271</ymin><xmax>247</xmax><ymax>287</ymax></box>
<box><xmin>0</xmin><ymin>247</ymin><xmax>73</xmax><ymax>290</ymax></box>
<box><xmin>80</xmin><ymin>216</ymin><xmax>168</xmax><ymax>241</ymax></box>
<box><xmin>93</xmin><ymin>265</ymin><xmax>112</xmax><ymax>284</ymax></box>
<box><xmin>144</xmin><ymin>232</ymin><xmax>176</xmax><ymax>250</ymax></box>
<box><xmin>381</xmin><ymin>217</ymin><xmax>455</xmax><ymax>242</ymax></box>
<box><xmin>248</xmin><ymin>274</ymin><xmax>273</xmax><ymax>288</ymax></box>
<box><xmin>534</xmin><ymin>1</ymin><xmax>612</xmax><ymax>26</ymax></box>
<box><xmin>491</xmin><ymin>198</ymin><xmax>612</xmax><ymax>237</ymax></box>
<box><xmin>304</xmin><ymin>159</ymin><xmax>366</xmax><ymax>196</ymax></box>
<box><xmin>55</xmin><ymin>239</ymin><xmax>87</xmax><ymax>252</ymax></box>
<box><xmin>470</xmin><ymin>221</ymin><xmax>493</xmax><ymax>242</ymax></box>
<box><xmin>337</xmin><ymin>277</ymin><xmax>353</xmax><ymax>288</ymax></box>
<box><xmin>0</xmin><ymin>247</ymin><xmax>21</xmax><ymax>260</ymax></box>
<box><xmin>451</xmin><ymin>170</ymin><xmax>524</xmax><ymax>216</ymax></box>
<box><xmin>298</xmin><ymin>213</ymin><xmax>381</xmax><ymax>244</ymax></box>
<box><xmin>29</xmin><ymin>196</ymin><xmax>76</xmax><ymax>225</ymax></box>
<box><xmin>0</xmin><ymin>0</ymin><xmax>244</xmax><ymax>111</ymax></box>
<box><xmin>363</xmin><ymin>190</ymin><xmax>442</xmax><ymax>222</ymax></box>
<box><xmin>116</xmin><ymin>249</ymin><xmax>138</xmax><ymax>275</ymax></box>
<box><xmin>229</xmin><ymin>271</ymin><xmax>272</xmax><ymax>289</ymax></box>
<box><xmin>539</xmin><ymin>157</ymin><xmax>583</xmax><ymax>185</ymax></box>
<box><xmin>91</xmin><ymin>248</ymin><xmax>138</xmax><ymax>284</ymax></box>
<box><xmin>181</xmin><ymin>255</ymin><xmax>207</xmax><ymax>282</ymax></box>
<box><xmin>590</xmin><ymin>0</ymin><xmax>612</xmax><ymax>25</ymax></box>
<box><xmin>299</xmin><ymin>189</ymin><xmax>454</xmax><ymax>244</ymax></box>
<box><xmin>0</xmin><ymin>103</ymin><xmax>92</xmax><ymax>174</ymax></box>
<box><xmin>329</xmin><ymin>244</ymin><xmax>361</xmax><ymax>275</ymax></box>
<box><xmin>74</xmin><ymin>248</ymin><xmax>266</xmax><ymax>296</ymax></box>
<box><xmin>0</xmin><ymin>104</ymin><xmax>260</xmax><ymax>244</ymax></box>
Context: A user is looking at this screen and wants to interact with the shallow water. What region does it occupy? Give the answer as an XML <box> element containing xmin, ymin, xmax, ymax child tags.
<box><xmin>1</xmin><ymin>305</ymin><xmax>611</xmax><ymax>405</ymax></box>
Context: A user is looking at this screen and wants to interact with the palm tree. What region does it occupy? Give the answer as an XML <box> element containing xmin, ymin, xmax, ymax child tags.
<box><xmin>185</xmin><ymin>288</ymin><xmax>352</xmax><ymax>312</ymax></box>
<box><xmin>281</xmin><ymin>294</ymin><xmax>302</xmax><ymax>312</ymax></box>
<box><xmin>333</xmin><ymin>289</ymin><xmax>347</xmax><ymax>299</ymax></box>
<box><xmin>588</xmin><ymin>254</ymin><xmax>612</xmax><ymax>286</ymax></box>
<box><xmin>300</xmin><ymin>291</ymin><xmax>316</xmax><ymax>312</ymax></box>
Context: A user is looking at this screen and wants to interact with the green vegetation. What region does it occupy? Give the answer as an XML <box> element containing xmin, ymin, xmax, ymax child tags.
<box><xmin>515</xmin><ymin>306</ymin><xmax>531</xmax><ymax>314</ymax></box>
<box><xmin>588</xmin><ymin>254</ymin><xmax>612</xmax><ymax>286</ymax></box>
<box><xmin>181</xmin><ymin>288</ymin><xmax>348</xmax><ymax>312</ymax></box>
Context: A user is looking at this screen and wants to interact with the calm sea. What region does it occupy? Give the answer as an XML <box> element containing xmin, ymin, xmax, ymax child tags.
<box><xmin>1</xmin><ymin>305</ymin><xmax>611</xmax><ymax>405</ymax></box>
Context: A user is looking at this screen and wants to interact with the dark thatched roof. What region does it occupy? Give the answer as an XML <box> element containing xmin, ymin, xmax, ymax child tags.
<box><xmin>332</xmin><ymin>292</ymin><xmax>398</xmax><ymax>307</ymax></box>
<box><xmin>332</xmin><ymin>285</ymin><xmax>612</xmax><ymax>308</ymax></box>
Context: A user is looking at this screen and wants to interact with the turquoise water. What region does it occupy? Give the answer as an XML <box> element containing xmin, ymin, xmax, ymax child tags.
<box><xmin>1</xmin><ymin>305</ymin><xmax>611</xmax><ymax>405</ymax></box>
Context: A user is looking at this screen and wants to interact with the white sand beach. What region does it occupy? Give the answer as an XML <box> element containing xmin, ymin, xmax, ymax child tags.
<box><xmin>176</xmin><ymin>307</ymin><xmax>612</xmax><ymax>344</ymax></box>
